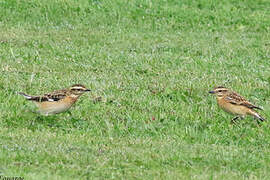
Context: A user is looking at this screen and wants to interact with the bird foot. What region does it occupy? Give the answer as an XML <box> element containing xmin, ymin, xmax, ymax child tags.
<box><xmin>231</xmin><ymin>116</ymin><xmax>240</xmax><ymax>124</ymax></box>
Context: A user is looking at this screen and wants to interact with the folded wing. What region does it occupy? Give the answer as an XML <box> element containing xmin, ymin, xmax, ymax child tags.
<box><xmin>225</xmin><ymin>92</ymin><xmax>263</xmax><ymax>110</ymax></box>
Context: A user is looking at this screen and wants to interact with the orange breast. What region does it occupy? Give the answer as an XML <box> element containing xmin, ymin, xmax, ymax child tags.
<box><xmin>34</xmin><ymin>97</ymin><xmax>78</xmax><ymax>115</ymax></box>
<box><xmin>217</xmin><ymin>98</ymin><xmax>249</xmax><ymax>116</ymax></box>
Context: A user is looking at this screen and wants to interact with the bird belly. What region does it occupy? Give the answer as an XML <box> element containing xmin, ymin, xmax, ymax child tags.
<box><xmin>218</xmin><ymin>102</ymin><xmax>248</xmax><ymax>116</ymax></box>
<box><xmin>34</xmin><ymin>101</ymin><xmax>72</xmax><ymax>115</ymax></box>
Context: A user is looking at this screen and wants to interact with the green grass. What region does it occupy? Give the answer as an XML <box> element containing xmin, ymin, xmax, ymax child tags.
<box><xmin>0</xmin><ymin>0</ymin><xmax>270</xmax><ymax>179</ymax></box>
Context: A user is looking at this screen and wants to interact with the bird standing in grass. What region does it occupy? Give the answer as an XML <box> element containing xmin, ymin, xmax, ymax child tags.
<box><xmin>18</xmin><ymin>84</ymin><xmax>91</xmax><ymax>115</ymax></box>
<box><xmin>209</xmin><ymin>86</ymin><xmax>265</xmax><ymax>123</ymax></box>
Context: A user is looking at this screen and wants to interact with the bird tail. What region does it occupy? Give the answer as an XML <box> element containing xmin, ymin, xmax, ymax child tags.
<box><xmin>252</xmin><ymin>112</ymin><xmax>265</xmax><ymax>122</ymax></box>
<box><xmin>18</xmin><ymin>92</ymin><xmax>34</xmax><ymax>100</ymax></box>
<box><xmin>253</xmin><ymin>106</ymin><xmax>263</xmax><ymax>110</ymax></box>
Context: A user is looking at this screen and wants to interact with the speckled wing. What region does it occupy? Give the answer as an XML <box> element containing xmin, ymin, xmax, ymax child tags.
<box><xmin>225</xmin><ymin>92</ymin><xmax>262</xmax><ymax>110</ymax></box>
<box><xmin>19</xmin><ymin>89</ymin><xmax>68</xmax><ymax>102</ymax></box>
<box><xmin>43</xmin><ymin>90</ymin><xmax>67</xmax><ymax>102</ymax></box>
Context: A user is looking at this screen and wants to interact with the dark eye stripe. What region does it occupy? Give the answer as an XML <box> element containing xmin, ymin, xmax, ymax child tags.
<box><xmin>72</xmin><ymin>88</ymin><xmax>84</xmax><ymax>91</ymax></box>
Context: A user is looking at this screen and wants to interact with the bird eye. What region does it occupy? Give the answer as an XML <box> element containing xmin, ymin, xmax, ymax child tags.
<box><xmin>72</xmin><ymin>88</ymin><xmax>81</xmax><ymax>91</ymax></box>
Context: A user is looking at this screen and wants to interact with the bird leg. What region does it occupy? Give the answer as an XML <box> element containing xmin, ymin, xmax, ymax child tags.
<box><xmin>231</xmin><ymin>116</ymin><xmax>240</xmax><ymax>124</ymax></box>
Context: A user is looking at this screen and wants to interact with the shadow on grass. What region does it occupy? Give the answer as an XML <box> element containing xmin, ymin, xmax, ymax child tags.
<box><xmin>3</xmin><ymin>110</ymin><xmax>90</xmax><ymax>132</ymax></box>
<box><xmin>29</xmin><ymin>113</ymin><xmax>89</xmax><ymax>131</ymax></box>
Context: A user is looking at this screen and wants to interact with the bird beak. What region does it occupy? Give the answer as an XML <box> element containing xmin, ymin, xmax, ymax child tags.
<box><xmin>209</xmin><ymin>91</ymin><xmax>215</xmax><ymax>94</ymax></box>
<box><xmin>85</xmin><ymin>89</ymin><xmax>91</xmax><ymax>92</ymax></box>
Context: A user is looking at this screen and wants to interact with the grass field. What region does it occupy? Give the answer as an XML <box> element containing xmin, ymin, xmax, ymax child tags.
<box><xmin>0</xmin><ymin>0</ymin><xmax>270</xmax><ymax>179</ymax></box>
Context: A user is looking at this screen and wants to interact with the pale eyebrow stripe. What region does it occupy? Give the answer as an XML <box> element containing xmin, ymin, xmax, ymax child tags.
<box><xmin>215</xmin><ymin>88</ymin><xmax>227</xmax><ymax>91</ymax></box>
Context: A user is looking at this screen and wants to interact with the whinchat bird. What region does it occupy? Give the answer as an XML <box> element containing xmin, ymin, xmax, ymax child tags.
<box><xmin>209</xmin><ymin>86</ymin><xmax>265</xmax><ymax>123</ymax></box>
<box><xmin>18</xmin><ymin>84</ymin><xmax>90</xmax><ymax>115</ymax></box>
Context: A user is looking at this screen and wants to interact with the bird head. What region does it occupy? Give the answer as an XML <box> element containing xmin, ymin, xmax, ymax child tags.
<box><xmin>209</xmin><ymin>86</ymin><xmax>229</xmax><ymax>97</ymax></box>
<box><xmin>69</xmin><ymin>84</ymin><xmax>91</xmax><ymax>96</ymax></box>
